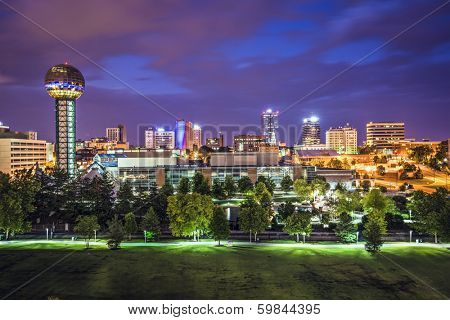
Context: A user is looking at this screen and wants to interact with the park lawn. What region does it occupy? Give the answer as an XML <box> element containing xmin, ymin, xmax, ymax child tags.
<box><xmin>0</xmin><ymin>244</ymin><xmax>448</xmax><ymax>300</ymax></box>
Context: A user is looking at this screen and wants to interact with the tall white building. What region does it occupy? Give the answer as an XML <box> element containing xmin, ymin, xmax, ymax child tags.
<box><xmin>193</xmin><ymin>124</ymin><xmax>202</xmax><ymax>149</ymax></box>
<box><xmin>145</xmin><ymin>127</ymin><xmax>175</xmax><ymax>150</ymax></box>
<box><xmin>261</xmin><ymin>109</ymin><xmax>279</xmax><ymax>145</ymax></box>
<box><xmin>366</xmin><ymin>122</ymin><xmax>405</xmax><ymax>151</ymax></box>
<box><xmin>326</xmin><ymin>125</ymin><xmax>358</xmax><ymax>154</ymax></box>
<box><xmin>301</xmin><ymin>116</ymin><xmax>321</xmax><ymax>145</ymax></box>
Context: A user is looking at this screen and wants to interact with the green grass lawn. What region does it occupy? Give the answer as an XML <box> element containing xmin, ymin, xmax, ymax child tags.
<box><xmin>0</xmin><ymin>244</ymin><xmax>449</xmax><ymax>299</ymax></box>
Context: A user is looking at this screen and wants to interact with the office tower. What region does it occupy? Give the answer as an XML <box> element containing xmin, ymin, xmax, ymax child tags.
<box><xmin>206</xmin><ymin>132</ymin><xmax>224</xmax><ymax>151</ymax></box>
<box><xmin>193</xmin><ymin>124</ymin><xmax>202</xmax><ymax>149</ymax></box>
<box><xmin>175</xmin><ymin>119</ymin><xmax>193</xmax><ymax>150</ymax></box>
<box><xmin>106</xmin><ymin>124</ymin><xmax>127</xmax><ymax>143</ymax></box>
<box><xmin>366</xmin><ymin>122</ymin><xmax>405</xmax><ymax>151</ymax></box>
<box><xmin>300</xmin><ymin>116</ymin><xmax>321</xmax><ymax>145</ymax></box>
<box><xmin>326</xmin><ymin>124</ymin><xmax>358</xmax><ymax>154</ymax></box>
<box><xmin>0</xmin><ymin>138</ymin><xmax>47</xmax><ymax>174</ymax></box>
<box><xmin>145</xmin><ymin>127</ymin><xmax>175</xmax><ymax>150</ymax></box>
<box><xmin>261</xmin><ymin>108</ymin><xmax>279</xmax><ymax>145</ymax></box>
<box><xmin>233</xmin><ymin>134</ymin><xmax>266</xmax><ymax>152</ymax></box>
<box><xmin>44</xmin><ymin>63</ymin><xmax>85</xmax><ymax>176</ymax></box>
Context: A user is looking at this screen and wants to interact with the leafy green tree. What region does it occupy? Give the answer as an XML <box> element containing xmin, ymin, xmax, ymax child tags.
<box><xmin>115</xmin><ymin>181</ymin><xmax>135</xmax><ymax>215</ymax></box>
<box><xmin>376</xmin><ymin>165</ymin><xmax>386</xmax><ymax>176</ymax></box>
<box><xmin>327</xmin><ymin>158</ymin><xmax>343</xmax><ymax>169</ymax></box>
<box><xmin>0</xmin><ymin>191</ymin><xmax>25</xmax><ymax>240</ymax></box>
<box><xmin>124</xmin><ymin>212</ymin><xmax>137</xmax><ymax>240</ymax></box>
<box><xmin>410</xmin><ymin>145</ymin><xmax>432</xmax><ymax>163</ymax></box>
<box><xmin>280</xmin><ymin>175</ymin><xmax>293</xmax><ymax>193</ymax></box>
<box><xmin>192</xmin><ymin>172</ymin><xmax>210</xmax><ymax>195</ymax></box>
<box><xmin>311</xmin><ymin>177</ymin><xmax>329</xmax><ymax>201</ymax></box>
<box><xmin>107</xmin><ymin>215</ymin><xmax>124</xmax><ymax>249</ymax></box>
<box><xmin>256</xmin><ymin>176</ymin><xmax>276</xmax><ymax>195</ymax></box>
<box><xmin>140</xmin><ymin>207</ymin><xmax>160</xmax><ymax>241</ymax></box>
<box><xmin>284</xmin><ymin>210</ymin><xmax>312</xmax><ymax>243</ymax></box>
<box><xmin>177</xmin><ymin>177</ymin><xmax>190</xmax><ymax>194</ymax></box>
<box><xmin>152</xmin><ymin>183</ymin><xmax>174</xmax><ymax>223</ymax></box>
<box><xmin>223</xmin><ymin>176</ymin><xmax>237</xmax><ymax>198</ymax></box>
<box><xmin>362</xmin><ymin>189</ymin><xmax>393</xmax><ymax>253</ymax></box>
<box><xmin>277</xmin><ymin>201</ymin><xmax>295</xmax><ymax>222</ymax></box>
<box><xmin>335</xmin><ymin>212</ymin><xmax>357</xmax><ymax>243</ymax></box>
<box><xmin>237</xmin><ymin>176</ymin><xmax>253</xmax><ymax>193</ymax></box>
<box><xmin>211</xmin><ymin>179</ymin><xmax>226</xmax><ymax>200</ymax></box>
<box><xmin>293</xmin><ymin>178</ymin><xmax>312</xmax><ymax>203</ymax></box>
<box><xmin>239</xmin><ymin>197</ymin><xmax>271</xmax><ymax>242</ymax></box>
<box><xmin>408</xmin><ymin>188</ymin><xmax>450</xmax><ymax>243</ymax></box>
<box><xmin>209</xmin><ymin>206</ymin><xmax>230</xmax><ymax>245</ymax></box>
<box><xmin>167</xmin><ymin>193</ymin><xmax>214</xmax><ymax>240</ymax></box>
<box><xmin>74</xmin><ymin>215</ymin><xmax>99</xmax><ymax>248</ymax></box>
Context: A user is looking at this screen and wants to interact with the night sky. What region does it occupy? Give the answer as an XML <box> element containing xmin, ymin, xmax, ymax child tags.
<box><xmin>0</xmin><ymin>0</ymin><xmax>449</xmax><ymax>146</ymax></box>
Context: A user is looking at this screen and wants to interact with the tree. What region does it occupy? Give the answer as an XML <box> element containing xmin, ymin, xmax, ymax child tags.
<box><xmin>0</xmin><ymin>191</ymin><xmax>25</xmax><ymax>240</ymax></box>
<box><xmin>223</xmin><ymin>176</ymin><xmax>237</xmax><ymax>198</ymax></box>
<box><xmin>192</xmin><ymin>171</ymin><xmax>210</xmax><ymax>195</ymax></box>
<box><xmin>89</xmin><ymin>174</ymin><xmax>115</xmax><ymax>228</ymax></box>
<box><xmin>177</xmin><ymin>177</ymin><xmax>190</xmax><ymax>194</ymax></box>
<box><xmin>256</xmin><ymin>176</ymin><xmax>275</xmax><ymax>195</ymax></box>
<box><xmin>167</xmin><ymin>193</ymin><xmax>214</xmax><ymax>240</ymax></box>
<box><xmin>74</xmin><ymin>215</ymin><xmax>99</xmax><ymax>248</ymax></box>
<box><xmin>333</xmin><ymin>190</ymin><xmax>362</xmax><ymax>217</ymax></box>
<box><xmin>293</xmin><ymin>178</ymin><xmax>312</xmax><ymax>203</ymax></box>
<box><xmin>327</xmin><ymin>158</ymin><xmax>343</xmax><ymax>169</ymax></box>
<box><xmin>115</xmin><ymin>180</ymin><xmax>135</xmax><ymax>215</ymax></box>
<box><xmin>239</xmin><ymin>197</ymin><xmax>270</xmax><ymax>242</ymax></box>
<box><xmin>311</xmin><ymin>177</ymin><xmax>329</xmax><ymax>201</ymax></box>
<box><xmin>410</xmin><ymin>145</ymin><xmax>432</xmax><ymax>163</ymax></box>
<box><xmin>237</xmin><ymin>176</ymin><xmax>253</xmax><ymax>193</ymax></box>
<box><xmin>152</xmin><ymin>183</ymin><xmax>174</xmax><ymax>223</ymax></box>
<box><xmin>277</xmin><ymin>201</ymin><xmax>295</xmax><ymax>222</ymax></box>
<box><xmin>124</xmin><ymin>212</ymin><xmax>137</xmax><ymax>240</ymax></box>
<box><xmin>408</xmin><ymin>188</ymin><xmax>450</xmax><ymax>243</ymax></box>
<box><xmin>335</xmin><ymin>212</ymin><xmax>357</xmax><ymax>243</ymax></box>
<box><xmin>209</xmin><ymin>206</ymin><xmax>230</xmax><ymax>245</ymax></box>
<box><xmin>376</xmin><ymin>165</ymin><xmax>386</xmax><ymax>176</ymax></box>
<box><xmin>361</xmin><ymin>189</ymin><xmax>393</xmax><ymax>253</ymax></box>
<box><xmin>140</xmin><ymin>207</ymin><xmax>160</xmax><ymax>241</ymax></box>
<box><xmin>361</xmin><ymin>180</ymin><xmax>371</xmax><ymax>192</ymax></box>
<box><xmin>284</xmin><ymin>210</ymin><xmax>312</xmax><ymax>243</ymax></box>
<box><xmin>413</xmin><ymin>168</ymin><xmax>423</xmax><ymax>179</ymax></box>
<box><xmin>211</xmin><ymin>179</ymin><xmax>226</xmax><ymax>200</ymax></box>
<box><xmin>373</xmin><ymin>155</ymin><xmax>379</xmax><ymax>164</ymax></box>
<box><xmin>107</xmin><ymin>215</ymin><xmax>124</xmax><ymax>249</ymax></box>
<box><xmin>280</xmin><ymin>175</ymin><xmax>293</xmax><ymax>193</ymax></box>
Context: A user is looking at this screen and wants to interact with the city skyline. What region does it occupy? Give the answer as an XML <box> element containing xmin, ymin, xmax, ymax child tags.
<box><xmin>0</xmin><ymin>0</ymin><xmax>449</xmax><ymax>145</ymax></box>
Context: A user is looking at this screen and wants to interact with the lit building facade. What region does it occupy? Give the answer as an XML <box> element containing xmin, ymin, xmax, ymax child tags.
<box><xmin>0</xmin><ymin>139</ymin><xmax>47</xmax><ymax>174</ymax></box>
<box><xmin>193</xmin><ymin>124</ymin><xmax>202</xmax><ymax>149</ymax></box>
<box><xmin>366</xmin><ymin>122</ymin><xmax>405</xmax><ymax>152</ymax></box>
<box><xmin>145</xmin><ymin>127</ymin><xmax>175</xmax><ymax>150</ymax></box>
<box><xmin>261</xmin><ymin>109</ymin><xmax>279</xmax><ymax>145</ymax></box>
<box><xmin>233</xmin><ymin>134</ymin><xmax>267</xmax><ymax>152</ymax></box>
<box><xmin>301</xmin><ymin>116</ymin><xmax>321</xmax><ymax>145</ymax></box>
<box><xmin>106</xmin><ymin>124</ymin><xmax>127</xmax><ymax>143</ymax></box>
<box><xmin>326</xmin><ymin>125</ymin><xmax>358</xmax><ymax>154</ymax></box>
<box><xmin>175</xmin><ymin>119</ymin><xmax>194</xmax><ymax>151</ymax></box>
<box><xmin>44</xmin><ymin>64</ymin><xmax>85</xmax><ymax>176</ymax></box>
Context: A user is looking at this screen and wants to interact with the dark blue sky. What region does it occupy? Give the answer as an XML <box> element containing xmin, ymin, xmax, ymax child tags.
<box><xmin>0</xmin><ymin>0</ymin><xmax>449</xmax><ymax>145</ymax></box>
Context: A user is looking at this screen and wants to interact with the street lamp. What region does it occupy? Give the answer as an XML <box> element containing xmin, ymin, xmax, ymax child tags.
<box><xmin>356</xmin><ymin>231</ymin><xmax>359</xmax><ymax>245</ymax></box>
<box><xmin>45</xmin><ymin>228</ymin><xmax>49</xmax><ymax>241</ymax></box>
<box><xmin>409</xmin><ymin>209</ymin><xmax>412</xmax><ymax>221</ymax></box>
<box><xmin>94</xmin><ymin>230</ymin><xmax>97</xmax><ymax>242</ymax></box>
<box><xmin>409</xmin><ymin>230</ymin><xmax>413</xmax><ymax>243</ymax></box>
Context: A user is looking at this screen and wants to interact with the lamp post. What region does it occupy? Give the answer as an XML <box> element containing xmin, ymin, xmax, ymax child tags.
<box><xmin>409</xmin><ymin>209</ymin><xmax>412</xmax><ymax>221</ymax></box>
<box><xmin>409</xmin><ymin>230</ymin><xmax>413</xmax><ymax>243</ymax></box>
<box><xmin>356</xmin><ymin>231</ymin><xmax>359</xmax><ymax>245</ymax></box>
<box><xmin>45</xmin><ymin>228</ymin><xmax>49</xmax><ymax>241</ymax></box>
<box><xmin>94</xmin><ymin>230</ymin><xmax>97</xmax><ymax>242</ymax></box>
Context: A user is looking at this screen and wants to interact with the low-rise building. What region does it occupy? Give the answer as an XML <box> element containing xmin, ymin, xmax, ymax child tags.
<box><xmin>0</xmin><ymin>138</ymin><xmax>47</xmax><ymax>174</ymax></box>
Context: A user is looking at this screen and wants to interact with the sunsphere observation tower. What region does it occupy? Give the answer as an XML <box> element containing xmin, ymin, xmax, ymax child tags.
<box><xmin>44</xmin><ymin>63</ymin><xmax>85</xmax><ymax>176</ymax></box>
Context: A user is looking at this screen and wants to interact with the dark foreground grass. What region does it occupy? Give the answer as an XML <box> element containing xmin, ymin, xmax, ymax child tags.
<box><xmin>0</xmin><ymin>244</ymin><xmax>449</xmax><ymax>299</ymax></box>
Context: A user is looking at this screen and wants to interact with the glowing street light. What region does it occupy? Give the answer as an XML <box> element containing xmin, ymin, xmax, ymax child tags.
<box><xmin>46</xmin><ymin>228</ymin><xmax>49</xmax><ymax>241</ymax></box>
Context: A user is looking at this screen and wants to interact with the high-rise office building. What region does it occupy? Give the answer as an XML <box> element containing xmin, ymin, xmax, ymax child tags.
<box><xmin>145</xmin><ymin>127</ymin><xmax>175</xmax><ymax>150</ymax></box>
<box><xmin>44</xmin><ymin>63</ymin><xmax>85</xmax><ymax>176</ymax></box>
<box><xmin>193</xmin><ymin>124</ymin><xmax>202</xmax><ymax>149</ymax></box>
<box><xmin>326</xmin><ymin>124</ymin><xmax>358</xmax><ymax>154</ymax></box>
<box><xmin>261</xmin><ymin>108</ymin><xmax>279</xmax><ymax>145</ymax></box>
<box><xmin>301</xmin><ymin>116</ymin><xmax>321</xmax><ymax>145</ymax></box>
<box><xmin>106</xmin><ymin>124</ymin><xmax>127</xmax><ymax>143</ymax></box>
<box><xmin>206</xmin><ymin>132</ymin><xmax>224</xmax><ymax>151</ymax></box>
<box><xmin>175</xmin><ymin>119</ymin><xmax>194</xmax><ymax>150</ymax></box>
<box><xmin>366</xmin><ymin>122</ymin><xmax>405</xmax><ymax>151</ymax></box>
